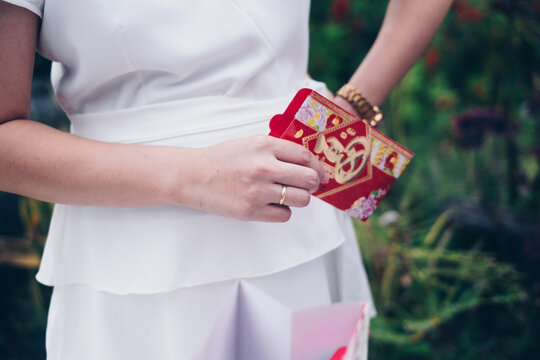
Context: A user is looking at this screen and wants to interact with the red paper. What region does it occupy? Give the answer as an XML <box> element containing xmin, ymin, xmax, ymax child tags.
<box><xmin>269</xmin><ymin>89</ymin><xmax>414</xmax><ymax>221</ymax></box>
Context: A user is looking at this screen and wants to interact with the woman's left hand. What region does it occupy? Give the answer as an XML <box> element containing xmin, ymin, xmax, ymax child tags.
<box><xmin>326</xmin><ymin>92</ymin><xmax>361</xmax><ymax>119</ymax></box>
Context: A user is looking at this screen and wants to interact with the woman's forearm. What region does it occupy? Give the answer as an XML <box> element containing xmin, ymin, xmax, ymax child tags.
<box><xmin>0</xmin><ymin>119</ymin><xmax>329</xmax><ymax>222</ymax></box>
<box><xmin>0</xmin><ymin>119</ymin><xmax>192</xmax><ymax>207</ymax></box>
<box><xmin>348</xmin><ymin>0</ymin><xmax>453</xmax><ymax>105</ymax></box>
<box><xmin>0</xmin><ymin>2</ymin><xmax>329</xmax><ymax>222</ymax></box>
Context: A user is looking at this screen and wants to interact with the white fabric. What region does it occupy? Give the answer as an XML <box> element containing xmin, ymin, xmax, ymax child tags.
<box><xmin>47</xmin><ymin>254</ymin><xmax>335</xmax><ymax>360</ymax></box>
<box><xmin>38</xmin><ymin>0</ymin><xmax>310</xmax><ymax>115</ymax></box>
<box><xmin>1</xmin><ymin>0</ymin><xmax>43</xmax><ymax>17</ymax></box>
<box><xmin>46</xmin><ymin>247</ymin><xmax>373</xmax><ymax>360</ymax></box>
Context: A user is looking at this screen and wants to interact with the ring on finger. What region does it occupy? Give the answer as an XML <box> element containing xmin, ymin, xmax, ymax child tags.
<box><xmin>279</xmin><ymin>185</ymin><xmax>287</xmax><ymax>205</ymax></box>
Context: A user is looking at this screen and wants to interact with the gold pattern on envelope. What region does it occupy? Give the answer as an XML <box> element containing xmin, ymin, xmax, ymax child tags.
<box><xmin>370</xmin><ymin>136</ymin><xmax>413</xmax><ymax>178</ymax></box>
<box><xmin>314</xmin><ymin>133</ymin><xmax>371</xmax><ymax>184</ymax></box>
<box><xmin>302</xmin><ymin>119</ymin><xmax>373</xmax><ymax>198</ymax></box>
<box><xmin>370</xmin><ymin>129</ymin><xmax>414</xmax><ymax>159</ymax></box>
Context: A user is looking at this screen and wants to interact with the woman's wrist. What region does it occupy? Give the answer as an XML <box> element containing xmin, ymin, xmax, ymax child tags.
<box><xmin>159</xmin><ymin>146</ymin><xmax>201</xmax><ymax>208</ymax></box>
<box><xmin>333</xmin><ymin>95</ymin><xmax>361</xmax><ymax>118</ymax></box>
<box><xmin>334</xmin><ymin>83</ymin><xmax>384</xmax><ymax>128</ymax></box>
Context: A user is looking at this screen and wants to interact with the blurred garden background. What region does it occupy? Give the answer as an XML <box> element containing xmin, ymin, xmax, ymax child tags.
<box><xmin>1</xmin><ymin>0</ymin><xmax>539</xmax><ymax>358</ymax></box>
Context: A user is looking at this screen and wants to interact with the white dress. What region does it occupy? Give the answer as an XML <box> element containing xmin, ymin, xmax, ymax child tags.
<box><xmin>4</xmin><ymin>0</ymin><xmax>374</xmax><ymax>358</ymax></box>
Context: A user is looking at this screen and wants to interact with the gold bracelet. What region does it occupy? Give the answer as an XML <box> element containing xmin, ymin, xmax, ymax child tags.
<box><xmin>337</xmin><ymin>83</ymin><xmax>384</xmax><ymax>128</ymax></box>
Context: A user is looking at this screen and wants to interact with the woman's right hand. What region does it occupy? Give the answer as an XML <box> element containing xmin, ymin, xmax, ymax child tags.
<box><xmin>173</xmin><ymin>134</ymin><xmax>330</xmax><ymax>222</ymax></box>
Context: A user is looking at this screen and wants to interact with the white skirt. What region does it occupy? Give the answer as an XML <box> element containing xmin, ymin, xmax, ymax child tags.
<box><xmin>45</xmin><ymin>233</ymin><xmax>374</xmax><ymax>360</ymax></box>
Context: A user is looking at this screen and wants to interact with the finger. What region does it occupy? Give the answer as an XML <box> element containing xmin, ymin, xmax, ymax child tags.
<box><xmin>268</xmin><ymin>137</ymin><xmax>330</xmax><ymax>183</ymax></box>
<box><xmin>270</xmin><ymin>161</ymin><xmax>321</xmax><ymax>192</ymax></box>
<box><xmin>252</xmin><ymin>204</ymin><xmax>292</xmax><ymax>223</ymax></box>
<box><xmin>262</xmin><ymin>184</ymin><xmax>311</xmax><ymax>208</ymax></box>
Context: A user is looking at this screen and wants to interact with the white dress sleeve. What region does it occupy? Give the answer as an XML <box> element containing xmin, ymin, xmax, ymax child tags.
<box><xmin>1</xmin><ymin>0</ymin><xmax>44</xmax><ymax>18</ymax></box>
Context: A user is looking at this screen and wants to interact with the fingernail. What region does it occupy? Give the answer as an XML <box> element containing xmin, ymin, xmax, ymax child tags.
<box><xmin>322</xmin><ymin>172</ymin><xmax>330</xmax><ymax>184</ymax></box>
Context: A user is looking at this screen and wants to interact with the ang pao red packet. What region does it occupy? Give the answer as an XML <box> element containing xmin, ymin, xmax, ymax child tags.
<box><xmin>269</xmin><ymin>89</ymin><xmax>414</xmax><ymax>221</ymax></box>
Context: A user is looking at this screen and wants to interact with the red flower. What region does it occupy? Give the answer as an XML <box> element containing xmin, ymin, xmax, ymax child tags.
<box><xmin>424</xmin><ymin>48</ymin><xmax>441</xmax><ymax>71</ymax></box>
<box><xmin>332</xmin><ymin>0</ymin><xmax>350</xmax><ymax>22</ymax></box>
<box><xmin>455</xmin><ymin>0</ymin><xmax>484</xmax><ymax>23</ymax></box>
<box><xmin>462</xmin><ymin>8</ymin><xmax>483</xmax><ymax>22</ymax></box>
<box><xmin>455</xmin><ymin>0</ymin><xmax>468</xmax><ymax>13</ymax></box>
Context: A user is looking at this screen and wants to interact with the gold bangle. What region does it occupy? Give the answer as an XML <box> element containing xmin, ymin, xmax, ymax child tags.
<box><xmin>337</xmin><ymin>83</ymin><xmax>384</xmax><ymax>128</ymax></box>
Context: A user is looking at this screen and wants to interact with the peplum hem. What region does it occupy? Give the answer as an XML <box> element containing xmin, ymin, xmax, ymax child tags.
<box><xmin>36</xmin><ymin>221</ymin><xmax>346</xmax><ymax>296</ymax></box>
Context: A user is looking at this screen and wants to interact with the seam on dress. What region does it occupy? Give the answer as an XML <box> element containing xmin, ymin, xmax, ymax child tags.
<box><xmin>116</xmin><ymin>19</ymin><xmax>136</xmax><ymax>71</ymax></box>
<box><xmin>229</xmin><ymin>0</ymin><xmax>274</xmax><ymax>52</ymax></box>
<box><xmin>116</xmin><ymin>10</ymin><xmax>146</xmax><ymax>103</ymax></box>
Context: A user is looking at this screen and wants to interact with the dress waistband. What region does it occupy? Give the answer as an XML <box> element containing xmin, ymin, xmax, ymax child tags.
<box><xmin>69</xmin><ymin>95</ymin><xmax>287</xmax><ymax>144</ymax></box>
<box><xmin>69</xmin><ymin>79</ymin><xmax>327</xmax><ymax>144</ymax></box>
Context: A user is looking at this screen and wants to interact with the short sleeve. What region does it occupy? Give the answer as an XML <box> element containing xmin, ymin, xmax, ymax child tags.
<box><xmin>1</xmin><ymin>0</ymin><xmax>44</xmax><ymax>18</ymax></box>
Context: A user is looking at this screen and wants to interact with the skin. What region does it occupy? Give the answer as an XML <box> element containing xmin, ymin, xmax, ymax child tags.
<box><xmin>331</xmin><ymin>0</ymin><xmax>454</xmax><ymax>113</ymax></box>
<box><xmin>0</xmin><ymin>0</ymin><xmax>453</xmax><ymax>222</ymax></box>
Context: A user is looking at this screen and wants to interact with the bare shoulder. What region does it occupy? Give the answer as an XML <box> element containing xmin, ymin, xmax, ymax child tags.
<box><xmin>0</xmin><ymin>2</ymin><xmax>40</xmax><ymax>124</ymax></box>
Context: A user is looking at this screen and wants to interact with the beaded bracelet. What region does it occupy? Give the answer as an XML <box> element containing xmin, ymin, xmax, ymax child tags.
<box><xmin>337</xmin><ymin>83</ymin><xmax>384</xmax><ymax>128</ymax></box>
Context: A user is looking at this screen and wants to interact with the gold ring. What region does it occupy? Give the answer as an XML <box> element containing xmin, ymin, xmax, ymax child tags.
<box><xmin>279</xmin><ymin>185</ymin><xmax>287</xmax><ymax>205</ymax></box>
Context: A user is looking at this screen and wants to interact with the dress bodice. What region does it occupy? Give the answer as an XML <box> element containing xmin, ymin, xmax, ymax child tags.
<box><xmin>37</xmin><ymin>0</ymin><xmax>311</xmax><ymax>115</ymax></box>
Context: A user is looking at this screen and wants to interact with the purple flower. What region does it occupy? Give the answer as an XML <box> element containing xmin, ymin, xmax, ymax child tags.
<box><xmin>451</xmin><ymin>108</ymin><xmax>518</xmax><ymax>149</ymax></box>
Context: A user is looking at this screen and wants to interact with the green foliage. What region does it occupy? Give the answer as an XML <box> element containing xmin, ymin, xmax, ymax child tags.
<box><xmin>0</xmin><ymin>197</ymin><xmax>51</xmax><ymax>360</ymax></box>
<box><xmin>310</xmin><ymin>0</ymin><xmax>540</xmax><ymax>358</ymax></box>
<box><xmin>356</xmin><ymin>215</ymin><xmax>530</xmax><ymax>359</ymax></box>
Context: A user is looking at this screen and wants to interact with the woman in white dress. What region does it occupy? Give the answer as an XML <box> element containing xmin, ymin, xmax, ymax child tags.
<box><xmin>0</xmin><ymin>0</ymin><xmax>452</xmax><ymax>359</ymax></box>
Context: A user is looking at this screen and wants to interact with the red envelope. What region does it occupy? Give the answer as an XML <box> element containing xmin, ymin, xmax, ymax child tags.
<box><xmin>269</xmin><ymin>89</ymin><xmax>414</xmax><ymax>221</ymax></box>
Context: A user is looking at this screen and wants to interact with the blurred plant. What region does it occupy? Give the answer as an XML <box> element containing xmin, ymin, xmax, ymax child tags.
<box><xmin>455</xmin><ymin>1</ymin><xmax>484</xmax><ymax>23</ymax></box>
<box><xmin>423</xmin><ymin>48</ymin><xmax>441</xmax><ymax>72</ymax></box>
<box><xmin>356</xmin><ymin>212</ymin><xmax>529</xmax><ymax>359</ymax></box>
<box><xmin>311</xmin><ymin>0</ymin><xmax>540</xmax><ymax>358</ymax></box>
<box><xmin>0</xmin><ymin>197</ymin><xmax>52</xmax><ymax>359</ymax></box>
<box><xmin>451</xmin><ymin>108</ymin><xmax>518</xmax><ymax>149</ymax></box>
<box><xmin>0</xmin><ymin>54</ymin><xmax>58</xmax><ymax>359</ymax></box>
<box><xmin>331</xmin><ymin>0</ymin><xmax>351</xmax><ymax>22</ymax></box>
